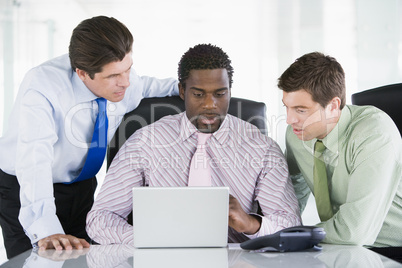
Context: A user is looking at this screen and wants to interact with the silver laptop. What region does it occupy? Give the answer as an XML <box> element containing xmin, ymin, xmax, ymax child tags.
<box><xmin>132</xmin><ymin>186</ymin><xmax>229</xmax><ymax>248</ymax></box>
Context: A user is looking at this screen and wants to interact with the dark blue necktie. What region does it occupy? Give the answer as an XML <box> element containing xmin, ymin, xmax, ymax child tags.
<box><xmin>66</xmin><ymin>98</ymin><xmax>108</xmax><ymax>184</ymax></box>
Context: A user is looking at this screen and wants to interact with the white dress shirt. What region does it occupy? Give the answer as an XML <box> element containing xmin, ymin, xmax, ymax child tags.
<box><xmin>0</xmin><ymin>54</ymin><xmax>178</xmax><ymax>243</ymax></box>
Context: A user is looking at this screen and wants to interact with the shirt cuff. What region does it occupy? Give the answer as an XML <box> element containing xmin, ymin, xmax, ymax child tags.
<box><xmin>25</xmin><ymin>214</ymin><xmax>65</xmax><ymax>243</ymax></box>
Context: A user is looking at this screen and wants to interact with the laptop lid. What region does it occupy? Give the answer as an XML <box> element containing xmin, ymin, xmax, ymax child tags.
<box><xmin>132</xmin><ymin>186</ymin><xmax>229</xmax><ymax>248</ymax></box>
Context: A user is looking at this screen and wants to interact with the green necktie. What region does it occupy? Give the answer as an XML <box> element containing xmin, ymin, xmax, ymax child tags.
<box><xmin>313</xmin><ymin>140</ymin><xmax>333</xmax><ymax>221</ymax></box>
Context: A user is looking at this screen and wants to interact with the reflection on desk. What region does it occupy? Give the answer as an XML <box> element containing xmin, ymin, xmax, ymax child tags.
<box><xmin>1</xmin><ymin>244</ymin><xmax>401</xmax><ymax>268</ymax></box>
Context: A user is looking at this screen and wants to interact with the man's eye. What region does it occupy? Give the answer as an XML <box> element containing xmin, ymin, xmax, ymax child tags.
<box><xmin>193</xmin><ymin>93</ymin><xmax>203</xmax><ymax>97</ymax></box>
<box><xmin>297</xmin><ymin>109</ymin><xmax>307</xmax><ymax>113</ymax></box>
<box><xmin>216</xmin><ymin>92</ymin><xmax>226</xmax><ymax>97</ymax></box>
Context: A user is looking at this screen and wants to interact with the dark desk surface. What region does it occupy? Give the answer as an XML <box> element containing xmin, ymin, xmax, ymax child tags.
<box><xmin>1</xmin><ymin>244</ymin><xmax>401</xmax><ymax>267</ymax></box>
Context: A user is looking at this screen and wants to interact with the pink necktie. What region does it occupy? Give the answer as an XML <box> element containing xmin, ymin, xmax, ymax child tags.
<box><xmin>188</xmin><ymin>132</ymin><xmax>212</xmax><ymax>186</ymax></box>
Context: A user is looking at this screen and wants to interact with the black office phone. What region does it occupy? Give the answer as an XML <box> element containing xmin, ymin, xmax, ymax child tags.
<box><xmin>240</xmin><ymin>226</ymin><xmax>326</xmax><ymax>252</ymax></box>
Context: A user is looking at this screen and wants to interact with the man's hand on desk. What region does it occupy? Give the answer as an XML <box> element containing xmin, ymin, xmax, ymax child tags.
<box><xmin>228</xmin><ymin>194</ymin><xmax>262</xmax><ymax>235</ymax></box>
<box><xmin>37</xmin><ymin>234</ymin><xmax>90</xmax><ymax>251</ymax></box>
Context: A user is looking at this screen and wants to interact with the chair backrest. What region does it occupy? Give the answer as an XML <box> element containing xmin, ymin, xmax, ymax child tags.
<box><xmin>351</xmin><ymin>83</ymin><xmax>401</xmax><ymax>136</ymax></box>
<box><xmin>107</xmin><ymin>96</ymin><xmax>267</xmax><ymax>168</ymax></box>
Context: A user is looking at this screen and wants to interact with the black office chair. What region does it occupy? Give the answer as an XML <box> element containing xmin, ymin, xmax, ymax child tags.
<box><xmin>351</xmin><ymin>83</ymin><xmax>402</xmax><ymax>136</ymax></box>
<box><xmin>107</xmin><ymin>95</ymin><xmax>267</xmax><ymax>168</ymax></box>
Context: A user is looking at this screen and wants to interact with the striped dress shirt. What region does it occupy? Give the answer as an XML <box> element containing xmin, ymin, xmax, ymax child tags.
<box><xmin>87</xmin><ymin>112</ymin><xmax>301</xmax><ymax>244</ymax></box>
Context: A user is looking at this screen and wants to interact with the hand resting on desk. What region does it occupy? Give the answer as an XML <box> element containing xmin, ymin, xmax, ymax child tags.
<box><xmin>37</xmin><ymin>234</ymin><xmax>90</xmax><ymax>252</ymax></box>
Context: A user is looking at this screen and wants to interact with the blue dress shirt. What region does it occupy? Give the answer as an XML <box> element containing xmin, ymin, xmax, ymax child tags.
<box><xmin>0</xmin><ymin>54</ymin><xmax>178</xmax><ymax>243</ymax></box>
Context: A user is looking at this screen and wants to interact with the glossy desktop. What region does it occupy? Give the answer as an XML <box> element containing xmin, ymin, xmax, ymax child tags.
<box><xmin>1</xmin><ymin>243</ymin><xmax>401</xmax><ymax>268</ymax></box>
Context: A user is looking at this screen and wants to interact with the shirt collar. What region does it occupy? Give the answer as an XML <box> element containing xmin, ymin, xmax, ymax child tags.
<box><xmin>179</xmin><ymin>112</ymin><xmax>231</xmax><ymax>145</ymax></box>
<box><xmin>71</xmin><ymin>71</ymin><xmax>99</xmax><ymax>103</ymax></box>
<box><xmin>322</xmin><ymin>106</ymin><xmax>351</xmax><ymax>155</ymax></box>
<box><xmin>301</xmin><ymin>107</ymin><xmax>349</xmax><ymax>158</ymax></box>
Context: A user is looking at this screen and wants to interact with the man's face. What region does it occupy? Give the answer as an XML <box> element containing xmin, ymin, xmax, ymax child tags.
<box><xmin>282</xmin><ymin>89</ymin><xmax>336</xmax><ymax>141</ymax></box>
<box><xmin>78</xmin><ymin>52</ymin><xmax>133</xmax><ymax>102</ymax></box>
<box><xmin>179</xmin><ymin>69</ymin><xmax>231</xmax><ymax>133</ymax></box>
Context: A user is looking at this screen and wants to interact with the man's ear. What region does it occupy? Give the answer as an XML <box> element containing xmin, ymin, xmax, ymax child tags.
<box><xmin>328</xmin><ymin>97</ymin><xmax>341</xmax><ymax>111</ymax></box>
<box><xmin>179</xmin><ymin>83</ymin><xmax>185</xmax><ymax>100</ymax></box>
<box><xmin>76</xmin><ymin>68</ymin><xmax>88</xmax><ymax>81</ymax></box>
<box><xmin>326</xmin><ymin>97</ymin><xmax>341</xmax><ymax>118</ymax></box>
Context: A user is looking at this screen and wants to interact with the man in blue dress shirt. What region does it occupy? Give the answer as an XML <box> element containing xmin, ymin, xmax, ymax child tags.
<box><xmin>0</xmin><ymin>16</ymin><xmax>178</xmax><ymax>259</ymax></box>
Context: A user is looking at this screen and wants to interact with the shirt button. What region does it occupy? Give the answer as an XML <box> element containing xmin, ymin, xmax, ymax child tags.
<box><xmin>33</xmin><ymin>234</ymin><xmax>38</xmax><ymax>239</ymax></box>
<box><xmin>108</xmin><ymin>103</ymin><xmax>116</xmax><ymax>112</ymax></box>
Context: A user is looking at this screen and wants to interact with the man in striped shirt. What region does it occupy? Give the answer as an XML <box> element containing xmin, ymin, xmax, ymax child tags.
<box><xmin>86</xmin><ymin>44</ymin><xmax>301</xmax><ymax>244</ymax></box>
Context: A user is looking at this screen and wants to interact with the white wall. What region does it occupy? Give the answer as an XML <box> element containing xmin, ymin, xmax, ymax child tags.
<box><xmin>2</xmin><ymin>0</ymin><xmax>401</xmax><ymax>144</ymax></box>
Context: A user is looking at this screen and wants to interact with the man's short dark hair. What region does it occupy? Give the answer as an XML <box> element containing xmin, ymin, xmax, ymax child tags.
<box><xmin>277</xmin><ymin>51</ymin><xmax>346</xmax><ymax>109</ymax></box>
<box><xmin>69</xmin><ymin>16</ymin><xmax>133</xmax><ymax>79</ymax></box>
<box><xmin>178</xmin><ymin>44</ymin><xmax>234</xmax><ymax>88</ymax></box>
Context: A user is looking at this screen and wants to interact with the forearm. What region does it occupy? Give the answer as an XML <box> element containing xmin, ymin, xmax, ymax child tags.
<box><xmin>244</xmin><ymin>148</ymin><xmax>301</xmax><ymax>239</ymax></box>
<box><xmin>86</xmin><ymin>145</ymin><xmax>142</xmax><ymax>245</ymax></box>
<box><xmin>316</xmin><ymin>214</ymin><xmax>378</xmax><ymax>246</ymax></box>
<box><xmin>86</xmin><ymin>178</ymin><xmax>135</xmax><ymax>245</ymax></box>
<box><xmin>16</xmin><ymin>90</ymin><xmax>61</xmax><ymax>242</ymax></box>
<box><xmin>316</xmin><ymin>197</ymin><xmax>392</xmax><ymax>246</ymax></box>
<box><xmin>138</xmin><ymin>75</ymin><xmax>178</xmax><ymax>98</ymax></box>
<box><xmin>86</xmin><ymin>210</ymin><xmax>133</xmax><ymax>245</ymax></box>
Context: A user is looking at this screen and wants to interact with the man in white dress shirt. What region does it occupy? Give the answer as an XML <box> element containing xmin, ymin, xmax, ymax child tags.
<box><xmin>0</xmin><ymin>16</ymin><xmax>178</xmax><ymax>258</ymax></box>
